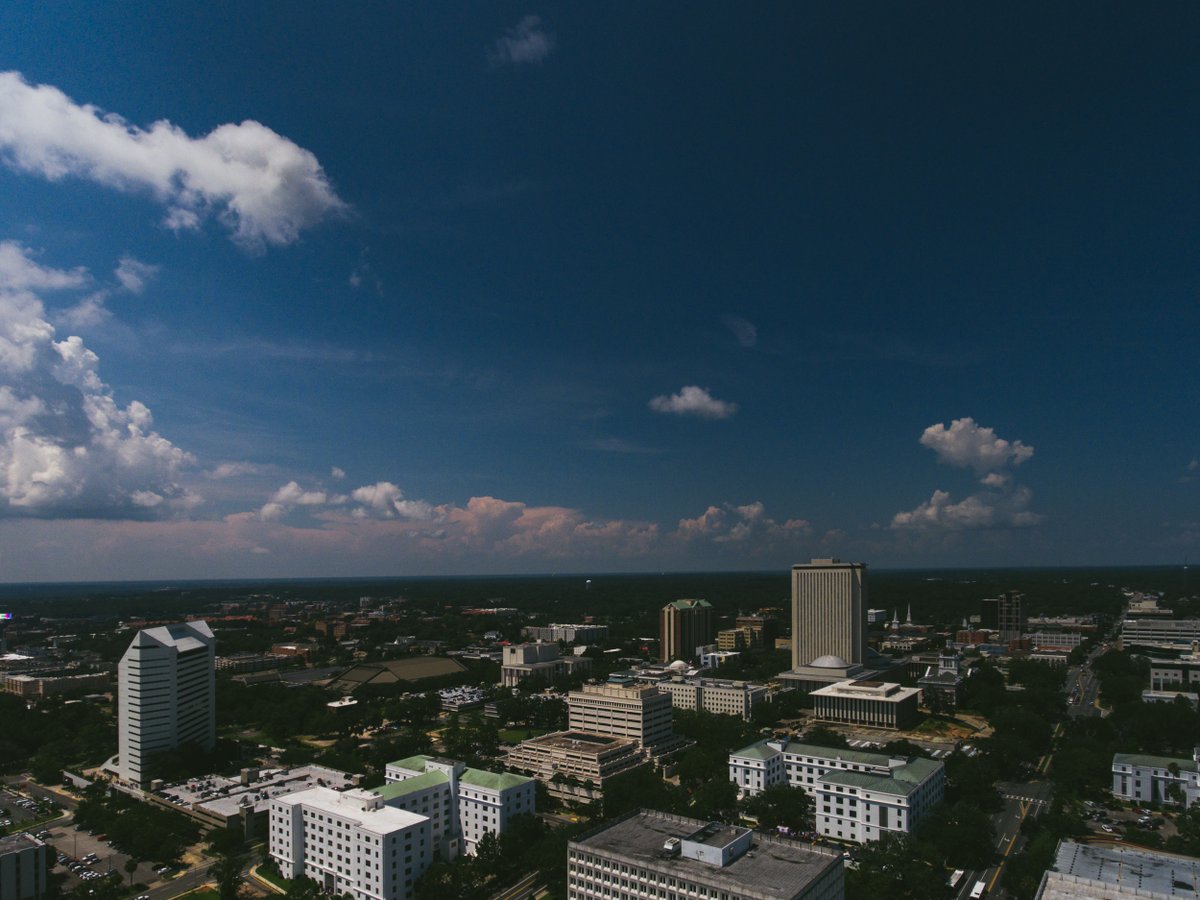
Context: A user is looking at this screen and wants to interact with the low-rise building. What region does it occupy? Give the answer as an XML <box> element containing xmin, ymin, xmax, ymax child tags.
<box><xmin>500</xmin><ymin>643</ymin><xmax>592</xmax><ymax>687</ymax></box>
<box><xmin>379</xmin><ymin>756</ymin><xmax>535</xmax><ymax>856</ymax></box>
<box><xmin>654</xmin><ymin>676</ymin><xmax>770</xmax><ymax>720</ymax></box>
<box><xmin>1035</xmin><ymin>839</ymin><xmax>1200</xmax><ymax>900</ymax></box>
<box><xmin>506</xmin><ymin>731</ymin><xmax>646</xmax><ymax>801</ymax></box>
<box><xmin>729</xmin><ymin>739</ymin><xmax>944</xmax><ymax>844</ymax></box>
<box><xmin>269</xmin><ymin>786</ymin><xmax>432</xmax><ymax>900</ymax></box>
<box><xmin>810</xmin><ymin>679</ymin><xmax>921</xmax><ymax>730</ymax></box>
<box><xmin>1112</xmin><ymin>749</ymin><xmax>1200</xmax><ymax>807</ymax></box>
<box><xmin>521</xmin><ymin>624</ymin><xmax>609</xmax><ymax>644</ymax></box>
<box><xmin>0</xmin><ymin>834</ymin><xmax>49</xmax><ymax>900</ymax></box>
<box><xmin>151</xmin><ymin>764</ymin><xmax>357</xmax><ymax>837</ymax></box>
<box><xmin>567</xmin><ymin>809</ymin><xmax>845</xmax><ymax>900</ymax></box>
<box><xmin>1148</xmin><ymin>652</ymin><xmax>1200</xmax><ymax>691</ymax></box>
<box><xmin>1119</xmin><ymin>617</ymin><xmax>1200</xmax><ymax>651</ymax></box>
<box><xmin>917</xmin><ymin>653</ymin><xmax>963</xmax><ymax>711</ymax></box>
<box><xmin>3</xmin><ymin>670</ymin><xmax>109</xmax><ymax>698</ymax></box>
<box><xmin>1142</xmin><ymin>689</ymin><xmax>1200</xmax><ymax>707</ymax></box>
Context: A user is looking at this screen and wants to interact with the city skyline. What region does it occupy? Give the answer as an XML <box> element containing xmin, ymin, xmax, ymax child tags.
<box><xmin>0</xmin><ymin>6</ymin><xmax>1198</xmax><ymax>581</ymax></box>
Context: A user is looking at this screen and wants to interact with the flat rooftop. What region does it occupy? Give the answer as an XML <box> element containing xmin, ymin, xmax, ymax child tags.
<box><xmin>159</xmin><ymin>764</ymin><xmax>354</xmax><ymax>818</ymax></box>
<box><xmin>0</xmin><ymin>833</ymin><xmax>43</xmax><ymax>853</ymax></box>
<box><xmin>527</xmin><ymin>731</ymin><xmax>637</xmax><ymax>750</ymax></box>
<box><xmin>1040</xmin><ymin>840</ymin><xmax>1200</xmax><ymax>899</ymax></box>
<box><xmin>570</xmin><ymin>810</ymin><xmax>840</xmax><ymax>900</ymax></box>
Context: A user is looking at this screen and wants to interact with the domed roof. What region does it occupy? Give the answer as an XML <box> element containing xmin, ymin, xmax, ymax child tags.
<box><xmin>809</xmin><ymin>654</ymin><xmax>849</xmax><ymax>668</ymax></box>
<box><xmin>668</xmin><ymin>659</ymin><xmax>690</xmax><ymax>671</ymax></box>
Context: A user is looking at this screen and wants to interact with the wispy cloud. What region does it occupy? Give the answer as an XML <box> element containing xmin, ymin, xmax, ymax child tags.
<box><xmin>0</xmin><ymin>71</ymin><xmax>347</xmax><ymax>252</ymax></box>
<box><xmin>580</xmin><ymin>436</ymin><xmax>662</xmax><ymax>455</ymax></box>
<box><xmin>114</xmin><ymin>255</ymin><xmax>159</xmax><ymax>294</ymax></box>
<box><xmin>649</xmin><ymin>385</ymin><xmax>738</xmax><ymax>420</ymax></box>
<box><xmin>488</xmin><ymin>16</ymin><xmax>555</xmax><ymax>68</ymax></box>
<box><xmin>721</xmin><ymin>315</ymin><xmax>757</xmax><ymax>348</ymax></box>
<box><xmin>168</xmin><ymin>337</ymin><xmax>385</xmax><ymax>364</ymax></box>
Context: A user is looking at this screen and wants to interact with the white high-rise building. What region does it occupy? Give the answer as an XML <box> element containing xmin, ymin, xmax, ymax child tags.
<box><xmin>791</xmin><ymin>559</ymin><xmax>867</xmax><ymax>670</ymax></box>
<box><xmin>270</xmin><ymin>786</ymin><xmax>431</xmax><ymax>900</ymax></box>
<box><xmin>116</xmin><ymin>621</ymin><xmax>216</xmax><ymax>786</ymax></box>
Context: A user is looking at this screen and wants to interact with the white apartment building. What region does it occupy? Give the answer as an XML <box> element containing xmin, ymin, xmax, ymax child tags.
<box><xmin>568</xmin><ymin>683</ymin><xmax>684</xmax><ymax>754</ymax></box>
<box><xmin>521</xmin><ymin>624</ymin><xmax>609</xmax><ymax>644</ymax></box>
<box><xmin>654</xmin><ymin>677</ymin><xmax>771</xmax><ymax>721</ymax></box>
<box><xmin>567</xmin><ymin>810</ymin><xmax>845</xmax><ymax>900</ymax></box>
<box><xmin>729</xmin><ymin>739</ymin><xmax>945</xmax><ymax>844</ymax></box>
<box><xmin>1112</xmin><ymin>749</ymin><xmax>1200</xmax><ymax>807</ymax></box>
<box><xmin>269</xmin><ymin>786</ymin><xmax>431</xmax><ymax>900</ymax></box>
<box><xmin>116</xmin><ymin>620</ymin><xmax>216</xmax><ymax>786</ymax></box>
<box><xmin>380</xmin><ymin>755</ymin><xmax>535</xmax><ymax>856</ymax></box>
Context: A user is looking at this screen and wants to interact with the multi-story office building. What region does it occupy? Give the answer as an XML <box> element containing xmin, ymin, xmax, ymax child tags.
<box><xmin>653</xmin><ymin>677</ymin><xmax>771</xmax><ymax>721</ymax></box>
<box><xmin>790</xmin><ymin>559</ymin><xmax>867</xmax><ymax>670</ymax></box>
<box><xmin>729</xmin><ymin>739</ymin><xmax>944</xmax><ymax>844</ymax></box>
<box><xmin>659</xmin><ymin>599</ymin><xmax>714</xmax><ymax>662</ymax></box>
<box><xmin>506</xmin><ymin>731</ymin><xmax>645</xmax><ymax>801</ymax></box>
<box><xmin>269</xmin><ymin>786</ymin><xmax>431</xmax><ymax>900</ymax></box>
<box><xmin>998</xmin><ymin>591</ymin><xmax>1024</xmax><ymax>643</ymax></box>
<box><xmin>810</xmin><ymin>678</ymin><xmax>921</xmax><ymax>730</ymax></box>
<box><xmin>521</xmin><ymin>624</ymin><xmax>609</xmax><ymax>644</ymax></box>
<box><xmin>1119</xmin><ymin>618</ymin><xmax>1200</xmax><ymax>651</ymax></box>
<box><xmin>979</xmin><ymin>597</ymin><xmax>999</xmax><ymax>631</ymax></box>
<box><xmin>116</xmin><ymin>620</ymin><xmax>216</xmax><ymax>786</ymax></box>
<box><xmin>499</xmin><ymin>643</ymin><xmax>592</xmax><ymax>687</ymax></box>
<box><xmin>716</xmin><ymin>628</ymin><xmax>747</xmax><ymax>651</ymax></box>
<box><xmin>379</xmin><ymin>755</ymin><xmax>535</xmax><ymax>856</ymax></box>
<box><xmin>567</xmin><ymin>810</ymin><xmax>845</xmax><ymax>900</ymax></box>
<box><xmin>1148</xmin><ymin>653</ymin><xmax>1200</xmax><ymax>692</ymax></box>
<box><xmin>1112</xmin><ymin>750</ymin><xmax>1200</xmax><ymax>807</ymax></box>
<box><xmin>567</xmin><ymin>683</ymin><xmax>683</xmax><ymax>755</ymax></box>
<box><xmin>0</xmin><ymin>834</ymin><xmax>49</xmax><ymax>900</ymax></box>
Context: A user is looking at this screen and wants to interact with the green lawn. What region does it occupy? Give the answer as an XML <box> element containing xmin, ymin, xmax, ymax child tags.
<box><xmin>255</xmin><ymin>865</ymin><xmax>290</xmax><ymax>891</ymax></box>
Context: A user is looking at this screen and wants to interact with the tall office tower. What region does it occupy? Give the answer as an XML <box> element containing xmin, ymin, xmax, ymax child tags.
<box><xmin>659</xmin><ymin>599</ymin><xmax>715</xmax><ymax>662</ymax></box>
<box><xmin>979</xmin><ymin>598</ymin><xmax>1000</xmax><ymax>631</ymax></box>
<box><xmin>117</xmin><ymin>621</ymin><xmax>216</xmax><ymax>786</ymax></box>
<box><xmin>998</xmin><ymin>591</ymin><xmax>1024</xmax><ymax>643</ymax></box>
<box><xmin>790</xmin><ymin>559</ymin><xmax>867</xmax><ymax>670</ymax></box>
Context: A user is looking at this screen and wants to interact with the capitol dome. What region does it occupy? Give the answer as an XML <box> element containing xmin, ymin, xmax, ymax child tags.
<box><xmin>667</xmin><ymin>660</ymin><xmax>690</xmax><ymax>671</ymax></box>
<box><xmin>809</xmin><ymin>654</ymin><xmax>849</xmax><ymax>668</ymax></box>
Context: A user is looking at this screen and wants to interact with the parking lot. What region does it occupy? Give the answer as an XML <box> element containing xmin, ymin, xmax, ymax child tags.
<box><xmin>42</xmin><ymin>819</ymin><xmax>166</xmax><ymax>894</ymax></box>
<box><xmin>0</xmin><ymin>787</ymin><xmax>60</xmax><ymax>832</ymax></box>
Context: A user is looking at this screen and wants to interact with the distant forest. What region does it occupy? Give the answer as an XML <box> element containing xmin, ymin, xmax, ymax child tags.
<box><xmin>2</xmin><ymin>566</ymin><xmax>1198</xmax><ymax>634</ymax></box>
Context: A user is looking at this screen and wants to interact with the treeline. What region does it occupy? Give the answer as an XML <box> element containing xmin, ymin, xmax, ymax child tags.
<box><xmin>0</xmin><ymin>693</ymin><xmax>115</xmax><ymax>782</ymax></box>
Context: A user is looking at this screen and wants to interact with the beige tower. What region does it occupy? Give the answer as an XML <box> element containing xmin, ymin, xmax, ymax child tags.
<box><xmin>790</xmin><ymin>558</ymin><xmax>867</xmax><ymax>669</ymax></box>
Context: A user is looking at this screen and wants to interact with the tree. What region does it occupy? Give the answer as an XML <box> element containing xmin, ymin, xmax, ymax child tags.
<box><xmin>213</xmin><ymin>849</ymin><xmax>245</xmax><ymax>900</ymax></box>
<box><xmin>742</xmin><ymin>784</ymin><xmax>812</xmax><ymax>832</ymax></box>
<box><xmin>846</xmin><ymin>833</ymin><xmax>952</xmax><ymax>900</ymax></box>
<box><xmin>124</xmin><ymin>858</ymin><xmax>138</xmax><ymax>888</ymax></box>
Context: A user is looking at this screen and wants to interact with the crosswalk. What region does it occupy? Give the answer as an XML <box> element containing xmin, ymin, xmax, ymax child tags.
<box><xmin>1002</xmin><ymin>793</ymin><xmax>1049</xmax><ymax>805</ymax></box>
<box><xmin>845</xmin><ymin>739</ymin><xmax>960</xmax><ymax>758</ymax></box>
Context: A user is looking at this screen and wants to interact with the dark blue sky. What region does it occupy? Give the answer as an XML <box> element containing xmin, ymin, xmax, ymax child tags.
<box><xmin>0</xmin><ymin>3</ymin><xmax>1196</xmax><ymax>579</ymax></box>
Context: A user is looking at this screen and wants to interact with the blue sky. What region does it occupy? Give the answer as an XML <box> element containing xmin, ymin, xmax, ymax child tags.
<box><xmin>0</xmin><ymin>3</ymin><xmax>1197</xmax><ymax>580</ymax></box>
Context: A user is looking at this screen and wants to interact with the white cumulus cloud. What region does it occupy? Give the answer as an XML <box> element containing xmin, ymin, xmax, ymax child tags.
<box><xmin>488</xmin><ymin>16</ymin><xmax>555</xmax><ymax>67</ymax></box>
<box><xmin>0</xmin><ymin>71</ymin><xmax>347</xmax><ymax>252</ymax></box>
<box><xmin>350</xmin><ymin>481</ymin><xmax>434</xmax><ymax>520</ymax></box>
<box><xmin>648</xmin><ymin>385</ymin><xmax>738</xmax><ymax>420</ymax></box>
<box><xmin>891</xmin><ymin>486</ymin><xmax>1042</xmax><ymax>531</ymax></box>
<box><xmin>0</xmin><ymin>241</ymin><xmax>196</xmax><ymax>517</ymax></box>
<box><xmin>919</xmin><ymin>417</ymin><xmax>1033</xmax><ymax>476</ymax></box>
